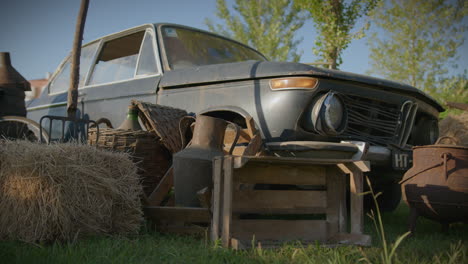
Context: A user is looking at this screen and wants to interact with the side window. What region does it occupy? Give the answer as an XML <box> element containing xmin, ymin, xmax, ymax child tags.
<box><xmin>88</xmin><ymin>32</ymin><xmax>145</xmax><ymax>85</ymax></box>
<box><xmin>78</xmin><ymin>42</ymin><xmax>99</xmax><ymax>86</ymax></box>
<box><xmin>136</xmin><ymin>31</ymin><xmax>158</xmax><ymax>76</ymax></box>
<box><xmin>48</xmin><ymin>42</ymin><xmax>99</xmax><ymax>94</ymax></box>
<box><xmin>49</xmin><ymin>58</ymin><xmax>70</xmax><ymax>94</ymax></box>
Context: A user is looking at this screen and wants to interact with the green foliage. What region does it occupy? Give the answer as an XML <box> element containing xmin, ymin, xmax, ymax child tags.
<box><xmin>1</xmin><ymin>212</ymin><xmax>467</xmax><ymax>264</ymax></box>
<box><xmin>205</xmin><ymin>0</ymin><xmax>306</xmax><ymax>62</ymax></box>
<box><xmin>436</xmin><ymin>71</ymin><xmax>468</xmax><ymax>118</ymax></box>
<box><xmin>367</xmin><ymin>0</ymin><xmax>467</xmax><ymax>92</ymax></box>
<box><xmin>360</xmin><ymin>177</ymin><xmax>411</xmax><ymax>264</ymax></box>
<box><xmin>296</xmin><ymin>0</ymin><xmax>379</xmax><ymax>69</ymax></box>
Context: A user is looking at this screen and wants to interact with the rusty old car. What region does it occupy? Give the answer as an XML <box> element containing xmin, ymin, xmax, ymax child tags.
<box><xmin>26</xmin><ymin>23</ymin><xmax>444</xmax><ymax>210</ymax></box>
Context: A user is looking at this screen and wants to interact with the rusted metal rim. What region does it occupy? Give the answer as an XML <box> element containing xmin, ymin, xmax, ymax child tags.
<box><xmin>413</xmin><ymin>145</ymin><xmax>468</xmax><ymax>150</ymax></box>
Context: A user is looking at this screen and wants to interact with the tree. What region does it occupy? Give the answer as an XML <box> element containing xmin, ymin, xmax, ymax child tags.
<box><xmin>205</xmin><ymin>0</ymin><xmax>305</xmax><ymax>62</ymax></box>
<box><xmin>296</xmin><ymin>0</ymin><xmax>379</xmax><ymax>69</ymax></box>
<box><xmin>367</xmin><ymin>0</ymin><xmax>467</xmax><ymax>94</ymax></box>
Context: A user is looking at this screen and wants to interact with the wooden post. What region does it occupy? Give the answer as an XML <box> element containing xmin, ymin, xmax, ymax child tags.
<box><xmin>326</xmin><ymin>166</ymin><xmax>341</xmax><ymax>237</ymax></box>
<box><xmin>221</xmin><ymin>156</ymin><xmax>233</xmax><ymax>247</ymax></box>
<box><xmin>338</xmin><ymin>161</ymin><xmax>370</xmax><ymax>234</ymax></box>
<box><xmin>211</xmin><ymin>157</ymin><xmax>223</xmax><ymax>242</ymax></box>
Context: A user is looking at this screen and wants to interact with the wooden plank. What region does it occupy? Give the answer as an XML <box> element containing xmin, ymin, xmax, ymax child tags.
<box><xmin>242</xmin><ymin>133</ymin><xmax>263</xmax><ymax>156</ymax></box>
<box><xmin>233</xmin><ymin>190</ymin><xmax>326</xmax><ymax>214</ymax></box>
<box><xmin>329</xmin><ymin>233</ymin><xmax>372</xmax><ymax>246</ymax></box>
<box><xmin>146</xmin><ymin>167</ymin><xmax>173</xmax><ymax>206</ymax></box>
<box><xmin>345</xmin><ymin>162</ymin><xmax>364</xmax><ymax>234</ymax></box>
<box><xmin>224</xmin><ymin>129</ymin><xmax>251</xmax><ymax>144</ymax></box>
<box><xmin>211</xmin><ymin>157</ymin><xmax>223</xmax><ymax>241</ymax></box>
<box><xmin>245</xmin><ymin>116</ymin><xmax>257</xmax><ymax>138</ymax></box>
<box><xmin>326</xmin><ymin>166</ymin><xmax>342</xmax><ymax>237</ymax></box>
<box><xmin>222</xmin><ymin>156</ymin><xmax>234</xmax><ymax>247</ymax></box>
<box><xmin>234</xmin><ymin>164</ymin><xmax>326</xmax><ymax>185</ymax></box>
<box><xmin>144</xmin><ymin>206</ymin><xmax>210</xmax><ymax>223</ymax></box>
<box><xmin>337</xmin><ymin>166</ymin><xmax>347</xmax><ymax>233</ymax></box>
<box><xmin>231</xmin><ymin>220</ymin><xmax>327</xmax><ymax>242</ymax></box>
<box><xmin>231</xmin><ymin>146</ymin><xmax>247</xmax><ymax>156</ymax></box>
<box><xmin>232</xmin><ymin>156</ymin><xmax>357</xmax><ymax>168</ymax></box>
<box><xmin>157</xmin><ymin>224</ymin><xmax>207</xmax><ymax>236</ymax></box>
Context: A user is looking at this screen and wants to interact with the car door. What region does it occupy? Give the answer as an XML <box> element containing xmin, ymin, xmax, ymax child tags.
<box><xmin>79</xmin><ymin>26</ymin><xmax>162</xmax><ymax>128</ymax></box>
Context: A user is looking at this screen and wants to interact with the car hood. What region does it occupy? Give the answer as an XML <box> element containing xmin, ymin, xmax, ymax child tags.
<box><xmin>159</xmin><ymin>61</ymin><xmax>444</xmax><ymax>112</ymax></box>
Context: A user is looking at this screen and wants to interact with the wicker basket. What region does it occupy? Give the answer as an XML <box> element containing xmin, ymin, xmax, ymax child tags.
<box><xmin>88</xmin><ymin>128</ymin><xmax>170</xmax><ymax>196</ymax></box>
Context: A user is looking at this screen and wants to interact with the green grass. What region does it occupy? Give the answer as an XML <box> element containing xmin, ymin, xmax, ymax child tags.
<box><xmin>1</xmin><ymin>203</ymin><xmax>466</xmax><ymax>264</ymax></box>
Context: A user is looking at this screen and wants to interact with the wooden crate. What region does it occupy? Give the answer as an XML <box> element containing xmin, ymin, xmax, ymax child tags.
<box><xmin>211</xmin><ymin>156</ymin><xmax>371</xmax><ymax>248</ymax></box>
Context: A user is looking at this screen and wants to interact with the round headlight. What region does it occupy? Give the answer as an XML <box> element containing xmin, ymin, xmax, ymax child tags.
<box><xmin>308</xmin><ymin>92</ymin><xmax>347</xmax><ymax>136</ymax></box>
<box><xmin>412</xmin><ymin>117</ymin><xmax>439</xmax><ymax>145</ymax></box>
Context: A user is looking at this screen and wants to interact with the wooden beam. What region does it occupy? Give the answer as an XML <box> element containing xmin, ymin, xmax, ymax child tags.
<box><xmin>326</xmin><ymin>166</ymin><xmax>342</xmax><ymax>237</ymax></box>
<box><xmin>222</xmin><ymin>156</ymin><xmax>234</xmax><ymax>247</ymax></box>
<box><xmin>234</xmin><ymin>164</ymin><xmax>326</xmax><ymax>185</ymax></box>
<box><xmin>144</xmin><ymin>206</ymin><xmax>211</xmax><ymax>223</ymax></box>
<box><xmin>231</xmin><ymin>220</ymin><xmax>327</xmax><ymax>242</ymax></box>
<box><xmin>339</xmin><ymin>162</ymin><xmax>365</xmax><ymax>234</ymax></box>
<box><xmin>146</xmin><ymin>167</ymin><xmax>173</xmax><ymax>206</ymax></box>
<box><xmin>211</xmin><ymin>157</ymin><xmax>223</xmax><ymax>241</ymax></box>
<box><xmin>329</xmin><ymin>233</ymin><xmax>371</xmax><ymax>246</ymax></box>
<box><xmin>233</xmin><ymin>190</ymin><xmax>326</xmax><ymax>214</ymax></box>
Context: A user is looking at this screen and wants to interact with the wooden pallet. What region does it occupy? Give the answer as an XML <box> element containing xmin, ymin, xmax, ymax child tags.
<box><xmin>211</xmin><ymin>156</ymin><xmax>372</xmax><ymax>249</ymax></box>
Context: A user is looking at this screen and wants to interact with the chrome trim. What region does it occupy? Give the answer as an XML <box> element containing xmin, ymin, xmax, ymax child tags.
<box><xmin>398</xmin><ymin>101</ymin><xmax>418</xmax><ymax>147</ymax></box>
<box><xmin>27</xmin><ymin>102</ymin><xmax>67</xmax><ymax>111</ymax></box>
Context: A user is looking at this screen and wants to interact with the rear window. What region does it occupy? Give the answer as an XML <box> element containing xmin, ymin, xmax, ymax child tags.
<box><xmin>161</xmin><ymin>26</ymin><xmax>267</xmax><ymax>70</ymax></box>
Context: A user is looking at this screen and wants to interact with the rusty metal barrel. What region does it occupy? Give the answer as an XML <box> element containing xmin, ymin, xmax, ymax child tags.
<box><xmin>401</xmin><ymin>137</ymin><xmax>468</xmax><ymax>231</ymax></box>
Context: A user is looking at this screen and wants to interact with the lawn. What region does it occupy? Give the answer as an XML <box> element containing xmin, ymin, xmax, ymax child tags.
<box><xmin>1</xmin><ymin>203</ymin><xmax>466</xmax><ymax>264</ymax></box>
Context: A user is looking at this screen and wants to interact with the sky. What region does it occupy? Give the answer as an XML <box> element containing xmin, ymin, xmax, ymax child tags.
<box><xmin>0</xmin><ymin>0</ymin><xmax>466</xmax><ymax>81</ymax></box>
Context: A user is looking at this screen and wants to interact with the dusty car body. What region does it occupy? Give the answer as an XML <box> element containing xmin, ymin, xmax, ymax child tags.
<box><xmin>26</xmin><ymin>23</ymin><xmax>443</xmax><ymax>210</ymax></box>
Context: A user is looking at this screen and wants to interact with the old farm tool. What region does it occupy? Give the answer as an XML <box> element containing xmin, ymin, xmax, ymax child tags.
<box><xmin>173</xmin><ymin>115</ymin><xmax>240</xmax><ymax>207</ymax></box>
<box><xmin>40</xmin><ymin>0</ymin><xmax>98</xmax><ymax>143</ymax></box>
<box><xmin>401</xmin><ymin>136</ymin><xmax>468</xmax><ymax>233</ymax></box>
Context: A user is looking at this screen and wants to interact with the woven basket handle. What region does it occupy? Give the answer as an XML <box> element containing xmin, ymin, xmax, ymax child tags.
<box><xmin>179</xmin><ymin>116</ymin><xmax>196</xmax><ymax>148</ymax></box>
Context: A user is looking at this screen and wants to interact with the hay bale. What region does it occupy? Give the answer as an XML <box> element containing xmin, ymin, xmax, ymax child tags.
<box><xmin>0</xmin><ymin>140</ymin><xmax>143</xmax><ymax>243</ymax></box>
<box><xmin>439</xmin><ymin>112</ymin><xmax>468</xmax><ymax>145</ymax></box>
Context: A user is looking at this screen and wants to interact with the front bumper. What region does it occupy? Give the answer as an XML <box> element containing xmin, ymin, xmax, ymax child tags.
<box><xmin>265</xmin><ymin>141</ymin><xmax>409</xmax><ymax>169</ymax></box>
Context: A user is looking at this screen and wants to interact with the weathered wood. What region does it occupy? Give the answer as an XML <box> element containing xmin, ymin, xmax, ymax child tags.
<box><xmin>329</xmin><ymin>233</ymin><xmax>372</xmax><ymax>246</ymax></box>
<box><xmin>231</xmin><ymin>220</ymin><xmax>327</xmax><ymax>242</ymax></box>
<box><xmin>233</xmin><ymin>190</ymin><xmax>326</xmax><ymax>214</ymax></box>
<box><xmin>231</xmin><ymin>146</ymin><xmax>247</xmax><ymax>156</ymax></box>
<box><xmin>234</xmin><ymin>164</ymin><xmax>326</xmax><ymax>185</ymax></box>
<box><xmin>224</xmin><ymin>129</ymin><xmax>251</xmax><ymax>145</ymax></box>
<box><xmin>245</xmin><ymin>116</ymin><xmax>257</xmax><ymax>138</ymax></box>
<box><xmin>146</xmin><ymin>166</ymin><xmax>173</xmax><ymax>206</ymax></box>
<box><xmin>144</xmin><ymin>206</ymin><xmax>210</xmax><ymax>223</ymax></box>
<box><xmin>233</xmin><ymin>155</ymin><xmax>356</xmax><ymax>168</ymax></box>
<box><xmin>211</xmin><ymin>157</ymin><xmax>223</xmax><ymax>241</ymax></box>
<box><xmin>157</xmin><ymin>224</ymin><xmax>207</xmax><ymax>236</ymax></box>
<box><xmin>338</xmin><ymin>162</ymin><xmax>364</xmax><ymax>234</ymax></box>
<box><xmin>242</xmin><ymin>133</ymin><xmax>263</xmax><ymax>156</ymax></box>
<box><xmin>222</xmin><ymin>156</ymin><xmax>233</xmax><ymax>247</ymax></box>
<box><xmin>326</xmin><ymin>166</ymin><xmax>341</xmax><ymax>237</ymax></box>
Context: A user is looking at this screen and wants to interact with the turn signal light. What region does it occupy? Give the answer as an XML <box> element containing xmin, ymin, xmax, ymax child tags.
<box><xmin>270</xmin><ymin>77</ymin><xmax>318</xmax><ymax>90</ymax></box>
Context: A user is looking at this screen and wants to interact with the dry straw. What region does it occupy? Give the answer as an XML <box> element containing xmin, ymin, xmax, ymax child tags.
<box><xmin>0</xmin><ymin>140</ymin><xmax>143</xmax><ymax>243</ymax></box>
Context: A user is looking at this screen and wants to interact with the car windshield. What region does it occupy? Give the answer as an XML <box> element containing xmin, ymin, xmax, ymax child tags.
<box><xmin>161</xmin><ymin>26</ymin><xmax>267</xmax><ymax>70</ymax></box>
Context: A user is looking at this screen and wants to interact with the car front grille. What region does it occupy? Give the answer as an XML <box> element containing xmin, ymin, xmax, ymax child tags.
<box><xmin>339</xmin><ymin>94</ymin><xmax>415</xmax><ymax>146</ymax></box>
